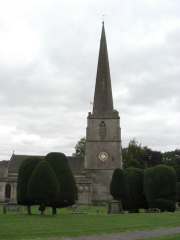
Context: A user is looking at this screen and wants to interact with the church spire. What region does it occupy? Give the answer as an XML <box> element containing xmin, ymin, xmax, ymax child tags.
<box><xmin>93</xmin><ymin>22</ymin><xmax>114</xmax><ymax>114</ymax></box>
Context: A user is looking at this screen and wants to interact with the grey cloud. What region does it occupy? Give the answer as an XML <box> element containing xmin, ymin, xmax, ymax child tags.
<box><xmin>0</xmin><ymin>0</ymin><xmax>180</xmax><ymax>159</ymax></box>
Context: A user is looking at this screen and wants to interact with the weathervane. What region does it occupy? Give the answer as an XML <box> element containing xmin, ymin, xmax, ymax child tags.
<box><xmin>102</xmin><ymin>14</ymin><xmax>106</xmax><ymax>24</ymax></box>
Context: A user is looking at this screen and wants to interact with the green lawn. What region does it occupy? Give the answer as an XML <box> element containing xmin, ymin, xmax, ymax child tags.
<box><xmin>0</xmin><ymin>206</ymin><xmax>180</xmax><ymax>240</ymax></box>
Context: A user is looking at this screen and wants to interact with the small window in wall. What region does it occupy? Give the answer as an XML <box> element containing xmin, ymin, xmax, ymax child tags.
<box><xmin>5</xmin><ymin>184</ymin><xmax>11</xmax><ymax>201</ymax></box>
<box><xmin>99</xmin><ymin>121</ymin><xmax>106</xmax><ymax>140</ymax></box>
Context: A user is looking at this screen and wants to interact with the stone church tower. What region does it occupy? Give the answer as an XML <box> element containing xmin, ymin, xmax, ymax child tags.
<box><xmin>85</xmin><ymin>23</ymin><xmax>123</xmax><ymax>203</ymax></box>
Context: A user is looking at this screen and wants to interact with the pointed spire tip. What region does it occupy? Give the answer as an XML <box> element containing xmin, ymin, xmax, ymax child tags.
<box><xmin>93</xmin><ymin>19</ymin><xmax>114</xmax><ymax>114</ymax></box>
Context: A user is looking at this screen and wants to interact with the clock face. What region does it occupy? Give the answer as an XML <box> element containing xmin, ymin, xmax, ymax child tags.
<box><xmin>98</xmin><ymin>152</ymin><xmax>109</xmax><ymax>162</ymax></box>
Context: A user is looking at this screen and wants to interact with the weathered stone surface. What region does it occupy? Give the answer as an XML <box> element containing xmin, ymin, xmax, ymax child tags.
<box><xmin>84</xmin><ymin>23</ymin><xmax>122</xmax><ymax>202</ymax></box>
<box><xmin>93</xmin><ymin>22</ymin><xmax>113</xmax><ymax>115</ymax></box>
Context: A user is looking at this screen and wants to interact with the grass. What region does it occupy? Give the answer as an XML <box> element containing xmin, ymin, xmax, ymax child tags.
<box><xmin>0</xmin><ymin>206</ymin><xmax>180</xmax><ymax>240</ymax></box>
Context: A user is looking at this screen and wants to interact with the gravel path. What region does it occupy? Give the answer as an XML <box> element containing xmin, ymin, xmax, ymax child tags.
<box><xmin>62</xmin><ymin>227</ymin><xmax>180</xmax><ymax>240</ymax></box>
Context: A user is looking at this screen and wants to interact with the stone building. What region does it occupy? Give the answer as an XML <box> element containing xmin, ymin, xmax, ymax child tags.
<box><xmin>0</xmin><ymin>23</ymin><xmax>122</xmax><ymax>205</ymax></box>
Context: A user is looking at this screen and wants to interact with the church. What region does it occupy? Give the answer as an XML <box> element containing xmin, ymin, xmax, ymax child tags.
<box><xmin>0</xmin><ymin>23</ymin><xmax>123</xmax><ymax>205</ymax></box>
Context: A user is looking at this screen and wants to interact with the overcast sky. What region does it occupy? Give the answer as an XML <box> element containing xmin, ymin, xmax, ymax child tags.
<box><xmin>0</xmin><ymin>0</ymin><xmax>180</xmax><ymax>160</ymax></box>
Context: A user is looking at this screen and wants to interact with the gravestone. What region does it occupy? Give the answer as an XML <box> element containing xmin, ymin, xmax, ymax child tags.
<box><xmin>2</xmin><ymin>203</ymin><xmax>21</xmax><ymax>214</ymax></box>
<box><xmin>108</xmin><ymin>200</ymin><xmax>123</xmax><ymax>214</ymax></box>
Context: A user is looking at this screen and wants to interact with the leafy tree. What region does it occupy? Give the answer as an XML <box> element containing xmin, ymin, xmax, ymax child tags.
<box><xmin>27</xmin><ymin>160</ymin><xmax>59</xmax><ymax>215</ymax></box>
<box><xmin>144</xmin><ymin>165</ymin><xmax>176</xmax><ymax>212</ymax></box>
<box><xmin>123</xmin><ymin>139</ymin><xmax>162</xmax><ymax>169</ymax></box>
<box><xmin>163</xmin><ymin>149</ymin><xmax>180</xmax><ymax>165</ymax></box>
<box><xmin>143</xmin><ymin>148</ymin><xmax>162</xmax><ymax>168</ymax></box>
<box><xmin>17</xmin><ymin>156</ymin><xmax>40</xmax><ymax>214</ymax></box>
<box><xmin>124</xmin><ymin>168</ymin><xmax>147</xmax><ymax>211</ymax></box>
<box><xmin>73</xmin><ymin>137</ymin><xmax>86</xmax><ymax>158</ymax></box>
<box><xmin>123</xmin><ymin>139</ymin><xmax>145</xmax><ymax>168</ymax></box>
<box><xmin>163</xmin><ymin>150</ymin><xmax>180</xmax><ymax>181</ymax></box>
<box><xmin>45</xmin><ymin>152</ymin><xmax>77</xmax><ymax>212</ymax></box>
<box><xmin>110</xmin><ymin>168</ymin><xmax>126</xmax><ymax>201</ymax></box>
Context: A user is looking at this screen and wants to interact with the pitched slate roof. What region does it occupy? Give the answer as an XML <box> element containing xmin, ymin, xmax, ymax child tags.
<box><xmin>8</xmin><ymin>154</ymin><xmax>84</xmax><ymax>174</ymax></box>
<box><xmin>0</xmin><ymin>161</ymin><xmax>9</xmax><ymax>179</ymax></box>
<box><xmin>8</xmin><ymin>154</ymin><xmax>44</xmax><ymax>174</ymax></box>
<box><xmin>0</xmin><ymin>161</ymin><xmax>9</xmax><ymax>167</ymax></box>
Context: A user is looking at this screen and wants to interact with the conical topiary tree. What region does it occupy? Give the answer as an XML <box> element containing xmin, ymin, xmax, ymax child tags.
<box><xmin>27</xmin><ymin>160</ymin><xmax>59</xmax><ymax>215</ymax></box>
<box><xmin>110</xmin><ymin>168</ymin><xmax>148</xmax><ymax>212</ymax></box>
<box><xmin>124</xmin><ymin>167</ymin><xmax>147</xmax><ymax>212</ymax></box>
<box><xmin>17</xmin><ymin>156</ymin><xmax>40</xmax><ymax>214</ymax></box>
<box><xmin>110</xmin><ymin>168</ymin><xmax>126</xmax><ymax>201</ymax></box>
<box><xmin>144</xmin><ymin>165</ymin><xmax>176</xmax><ymax>212</ymax></box>
<box><xmin>45</xmin><ymin>152</ymin><xmax>77</xmax><ymax>212</ymax></box>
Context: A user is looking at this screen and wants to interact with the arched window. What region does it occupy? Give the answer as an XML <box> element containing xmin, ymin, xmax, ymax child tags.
<box><xmin>5</xmin><ymin>184</ymin><xmax>11</xmax><ymax>201</ymax></box>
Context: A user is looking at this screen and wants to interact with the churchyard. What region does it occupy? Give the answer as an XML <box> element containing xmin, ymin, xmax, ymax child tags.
<box><xmin>0</xmin><ymin>149</ymin><xmax>179</xmax><ymax>240</ymax></box>
<box><xmin>1</xmin><ymin>205</ymin><xmax>180</xmax><ymax>240</ymax></box>
<box><xmin>0</xmin><ymin>2</ymin><xmax>180</xmax><ymax>240</ymax></box>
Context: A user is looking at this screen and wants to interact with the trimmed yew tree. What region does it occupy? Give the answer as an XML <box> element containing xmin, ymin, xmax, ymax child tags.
<box><xmin>110</xmin><ymin>168</ymin><xmax>147</xmax><ymax>211</ymax></box>
<box><xmin>17</xmin><ymin>156</ymin><xmax>40</xmax><ymax>214</ymax></box>
<box><xmin>176</xmin><ymin>182</ymin><xmax>180</xmax><ymax>204</ymax></box>
<box><xmin>124</xmin><ymin>167</ymin><xmax>147</xmax><ymax>212</ymax></box>
<box><xmin>144</xmin><ymin>165</ymin><xmax>176</xmax><ymax>212</ymax></box>
<box><xmin>45</xmin><ymin>152</ymin><xmax>77</xmax><ymax>210</ymax></box>
<box><xmin>110</xmin><ymin>168</ymin><xmax>126</xmax><ymax>201</ymax></box>
<box><xmin>27</xmin><ymin>160</ymin><xmax>59</xmax><ymax>215</ymax></box>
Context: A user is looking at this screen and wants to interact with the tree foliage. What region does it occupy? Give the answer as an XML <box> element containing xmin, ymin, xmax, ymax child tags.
<box><xmin>17</xmin><ymin>156</ymin><xmax>40</xmax><ymax>206</ymax></box>
<box><xmin>176</xmin><ymin>182</ymin><xmax>180</xmax><ymax>203</ymax></box>
<box><xmin>122</xmin><ymin>140</ymin><xmax>145</xmax><ymax>168</ymax></box>
<box><xmin>143</xmin><ymin>148</ymin><xmax>162</xmax><ymax>168</ymax></box>
<box><xmin>28</xmin><ymin>161</ymin><xmax>59</xmax><ymax>203</ymax></box>
<box><xmin>73</xmin><ymin>137</ymin><xmax>86</xmax><ymax>158</ymax></box>
<box><xmin>124</xmin><ymin>168</ymin><xmax>147</xmax><ymax>211</ymax></box>
<box><xmin>163</xmin><ymin>150</ymin><xmax>180</xmax><ymax>181</ymax></box>
<box><xmin>45</xmin><ymin>152</ymin><xmax>77</xmax><ymax>208</ymax></box>
<box><xmin>123</xmin><ymin>139</ymin><xmax>162</xmax><ymax>169</ymax></box>
<box><xmin>110</xmin><ymin>168</ymin><xmax>126</xmax><ymax>201</ymax></box>
<box><xmin>144</xmin><ymin>165</ymin><xmax>176</xmax><ymax>211</ymax></box>
<box><xmin>163</xmin><ymin>149</ymin><xmax>180</xmax><ymax>165</ymax></box>
<box><xmin>27</xmin><ymin>160</ymin><xmax>59</xmax><ymax>213</ymax></box>
<box><xmin>110</xmin><ymin>167</ymin><xmax>147</xmax><ymax>211</ymax></box>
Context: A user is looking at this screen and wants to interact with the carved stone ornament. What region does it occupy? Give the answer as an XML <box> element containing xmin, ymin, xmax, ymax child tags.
<box><xmin>98</xmin><ymin>152</ymin><xmax>109</xmax><ymax>162</ymax></box>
